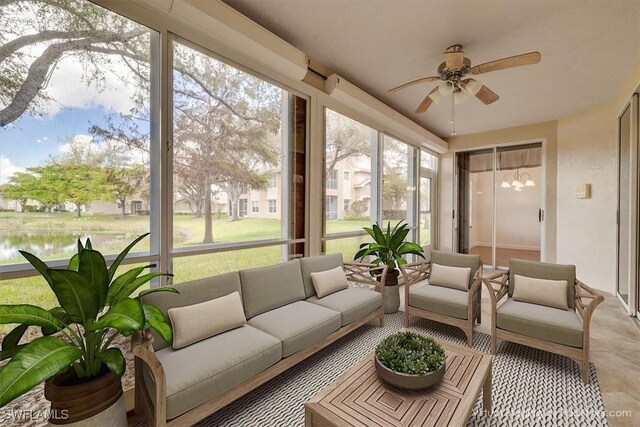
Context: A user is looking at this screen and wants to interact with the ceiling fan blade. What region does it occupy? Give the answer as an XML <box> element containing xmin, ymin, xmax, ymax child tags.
<box><xmin>475</xmin><ymin>85</ymin><xmax>499</xmax><ymax>105</ymax></box>
<box><xmin>388</xmin><ymin>76</ymin><xmax>440</xmax><ymax>94</ymax></box>
<box><xmin>415</xmin><ymin>87</ymin><xmax>439</xmax><ymax>113</ymax></box>
<box><xmin>470</xmin><ymin>51</ymin><xmax>541</xmax><ymax>75</ymax></box>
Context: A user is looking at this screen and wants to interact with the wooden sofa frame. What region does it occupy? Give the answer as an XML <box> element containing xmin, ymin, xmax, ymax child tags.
<box><xmin>131</xmin><ymin>262</ymin><xmax>387</xmax><ymax>427</ymax></box>
<box><xmin>482</xmin><ymin>271</ymin><xmax>604</xmax><ymax>383</ymax></box>
<box><xmin>400</xmin><ymin>260</ymin><xmax>483</xmax><ymax>347</ymax></box>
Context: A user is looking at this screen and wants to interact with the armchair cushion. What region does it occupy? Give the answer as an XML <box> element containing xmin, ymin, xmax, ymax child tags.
<box><xmin>306</xmin><ymin>287</ymin><xmax>381</xmax><ymax>326</ymax></box>
<box><xmin>429</xmin><ymin>263</ymin><xmax>471</xmax><ymax>292</ymax></box>
<box><xmin>509</xmin><ymin>259</ymin><xmax>576</xmax><ymax>308</ymax></box>
<box><xmin>512</xmin><ymin>274</ymin><xmax>568</xmax><ymax>310</ymax></box>
<box><xmin>408</xmin><ymin>283</ymin><xmax>478</xmax><ymax>319</ymax></box>
<box><xmin>431</xmin><ymin>250</ymin><xmax>480</xmax><ymax>289</ymax></box>
<box><xmin>496</xmin><ymin>299</ymin><xmax>583</xmax><ymax>348</ymax></box>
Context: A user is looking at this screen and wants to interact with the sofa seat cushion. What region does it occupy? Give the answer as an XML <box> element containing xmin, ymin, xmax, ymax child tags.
<box><xmin>496</xmin><ymin>299</ymin><xmax>583</xmax><ymax>348</ymax></box>
<box><xmin>144</xmin><ymin>325</ymin><xmax>282</xmax><ymax>420</ymax></box>
<box><xmin>248</xmin><ymin>301</ymin><xmax>341</xmax><ymax>357</ymax></box>
<box><xmin>408</xmin><ymin>282</ymin><xmax>474</xmax><ymax>319</ymax></box>
<box><xmin>306</xmin><ymin>287</ymin><xmax>382</xmax><ymax>326</ymax></box>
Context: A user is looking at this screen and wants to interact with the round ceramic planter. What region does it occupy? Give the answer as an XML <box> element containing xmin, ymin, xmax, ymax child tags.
<box><xmin>374</xmin><ymin>356</ymin><xmax>445</xmax><ymax>391</ymax></box>
<box><xmin>44</xmin><ymin>368</ymin><xmax>127</xmax><ymax>426</ymax></box>
<box><xmin>383</xmin><ymin>269</ymin><xmax>401</xmax><ymax>314</ymax></box>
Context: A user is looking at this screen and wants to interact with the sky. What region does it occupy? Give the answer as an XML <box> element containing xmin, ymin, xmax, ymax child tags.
<box><xmin>0</xmin><ymin>45</ymin><xmax>143</xmax><ymax>184</ymax></box>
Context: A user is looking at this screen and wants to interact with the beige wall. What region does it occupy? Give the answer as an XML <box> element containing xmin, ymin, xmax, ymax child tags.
<box><xmin>439</xmin><ymin>120</ymin><xmax>558</xmax><ymax>262</ymax></box>
<box><xmin>555</xmin><ymin>57</ymin><xmax>640</xmax><ymax>295</ymax></box>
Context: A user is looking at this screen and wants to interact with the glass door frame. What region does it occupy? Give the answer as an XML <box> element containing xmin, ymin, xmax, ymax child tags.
<box><xmin>616</xmin><ymin>92</ymin><xmax>639</xmax><ymax>316</ymax></box>
<box><xmin>453</xmin><ymin>140</ymin><xmax>546</xmax><ymax>270</ymax></box>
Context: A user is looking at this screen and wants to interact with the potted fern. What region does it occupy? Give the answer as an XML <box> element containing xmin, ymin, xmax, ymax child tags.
<box><xmin>354</xmin><ymin>221</ymin><xmax>424</xmax><ymax>313</ymax></box>
<box><xmin>0</xmin><ymin>233</ymin><xmax>176</xmax><ymax>426</ymax></box>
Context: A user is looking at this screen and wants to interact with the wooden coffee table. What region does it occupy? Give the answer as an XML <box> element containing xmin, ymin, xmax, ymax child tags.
<box><xmin>304</xmin><ymin>338</ymin><xmax>492</xmax><ymax>427</ymax></box>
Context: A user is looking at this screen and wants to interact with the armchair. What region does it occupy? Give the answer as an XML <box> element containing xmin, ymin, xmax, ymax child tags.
<box><xmin>400</xmin><ymin>251</ymin><xmax>483</xmax><ymax>347</ymax></box>
<box><xmin>483</xmin><ymin>259</ymin><xmax>604</xmax><ymax>383</ymax></box>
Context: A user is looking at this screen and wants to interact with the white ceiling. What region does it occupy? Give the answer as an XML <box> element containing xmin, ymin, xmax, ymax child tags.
<box><xmin>223</xmin><ymin>0</ymin><xmax>640</xmax><ymax>137</ymax></box>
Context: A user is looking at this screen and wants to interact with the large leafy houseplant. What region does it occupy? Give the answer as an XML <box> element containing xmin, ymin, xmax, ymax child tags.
<box><xmin>0</xmin><ymin>233</ymin><xmax>177</xmax><ymax>408</ymax></box>
<box><xmin>354</xmin><ymin>220</ymin><xmax>425</xmax><ymax>274</ymax></box>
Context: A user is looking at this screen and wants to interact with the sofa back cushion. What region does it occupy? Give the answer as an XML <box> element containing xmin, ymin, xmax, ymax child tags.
<box><xmin>429</xmin><ymin>263</ymin><xmax>471</xmax><ymax>292</ymax></box>
<box><xmin>300</xmin><ymin>253</ymin><xmax>343</xmax><ymax>297</ymax></box>
<box><xmin>509</xmin><ymin>259</ymin><xmax>576</xmax><ymax>308</ymax></box>
<box><xmin>169</xmin><ymin>291</ymin><xmax>246</xmax><ymax>349</ymax></box>
<box><xmin>240</xmin><ymin>260</ymin><xmax>306</xmax><ymax>318</ymax></box>
<box><xmin>512</xmin><ymin>275</ymin><xmax>569</xmax><ymax>310</ymax></box>
<box><xmin>140</xmin><ymin>272</ymin><xmax>242</xmax><ymax>350</ymax></box>
<box><xmin>431</xmin><ymin>250</ymin><xmax>480</xmax><ymax>289</ymax></box>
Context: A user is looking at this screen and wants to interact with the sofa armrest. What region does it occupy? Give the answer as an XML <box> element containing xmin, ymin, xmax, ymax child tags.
<box><xmin>482</xmin><ymin>270</ymin><xmax>510</xmax><ymax>310</ymax></box>
<box><xmin>574</xmin><ymin>280</ymin><xmax>604</xmax><ymax>326</ymax></box>
<box><xmin>132</xmin><ymin>330</ymin><xmax>167</xmax><ymax>427</ymax></box>
<box><xmin>343</xmin><ymin>262</ymin><xmax>388</xmax><ymax>297</ymax></box>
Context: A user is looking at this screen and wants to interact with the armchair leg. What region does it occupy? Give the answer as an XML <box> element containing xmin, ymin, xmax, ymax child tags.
<box><xmin>582</xmin><ymin>360</ymin><xmax>590</xmax><ymax>384</ymax></box>
<box><xmin>466</xmin><ymin>330</ymin><xmax>473</xmax><ymax>347</ymax></box>
<box><xmin>403</xmin><ymin>310</ymin><xmax>409</xmax><ymax>327</ymax></box>
<box><xmin>490</xmin><ymin>335</ymin><xmax>497</xmax><ymax>355</ymax></box>
<box><xmin>477</xmin><ymin>306</ymin><xmax>482</xmax><ymax>324</ymax></box>
<box><xmin>379</xmin><ymin>310</ymin><xmax>384</xmax><ymax>328</ymax></box>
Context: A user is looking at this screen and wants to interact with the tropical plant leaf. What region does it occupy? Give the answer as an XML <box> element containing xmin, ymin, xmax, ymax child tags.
<box><xmin>88</xmin><ymin>299</ymin><xmax>144</xmax><ymax>335</ymax></box>
<box><xmin>77</xmin><ymin>239</ymin><xmax>84</xmax><ymax>253</ymax></box>
<box><xmin>112</xmin><ymin>273</ymin><xmax>165</xmax><ymax>305</ymax></box>
<box><xmin>372</xmin><ymin>223</ymin><xmax>386</xmax><ymax>245</ymax></box>
<box><xmin>0</xmin><ymin>344</ymin><xmax>26</xmax><ymax>361</ymax></box>
<box><xmin>107</xmin><ymin>233</ymin><xmax>149</xmax><ymax>281</ymax></box>
<box><xmin>96</xmin><ymin>348</ymin><xmax>125</xmax><ymax>377</ymax></box>
<box><xmin>138</xmin><ymin>287</ymin><xmax>179</xmax><ymax>298</ymax></box>
<box><xmin>41</xmin><ymin>307</ymin><xmax>71</xmax><ymax>336</ymax></box>
<box><xmin>68</xmin><ymin>253</ymin><xmax>79</xmax><ymax>271</ymax></box>
<box><xmin>0</xmin><ymin>336</ymin><xmax>82</xmax><ymax>407</ymax></box>
<box><xmin>106</xmin><ymin>264</ymin><xmax>154</xmax><ymax>305</ymax></box>
<box><xmin>85</xmin><ymin>238</ymin><xmax>92</xmax><ymax>250</ymax></box>
<box><xmin>2</xmin><ymin>325</ymin><xmax>28</xmax><ymax>351</ymax></box>
<box><xmin>18</xmin><ymin>251</ymin><xmax>52</xmax><ymax>287</ymax></box>
<box><xmin>397</xmin><ymin>242</ymin><xmax>425</xmax><ymax>256</ymax></box>
<box><xmin>0</xmin><ymin>305</ymin><xmax>66</xmax><ymax>332</ymax></box>
<box><xmin>78</xmin><ymin>249</ymin><xmax>109</xmax><ymax>307</ymax></box>
<box><xmin>142</xmin><ymin>304</ymin><xmax>173</xmax><ymax>344</ymax></box>
<box><xmin>47</xmin><ymin>269</ymin><xmax>101</xmax><ymax>325</ymax></box>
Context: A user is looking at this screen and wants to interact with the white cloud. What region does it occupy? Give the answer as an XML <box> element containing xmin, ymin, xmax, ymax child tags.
<box><xmin>0</xmin><ymin>156</ymin><xmax>25</xmax><ymax>185</ymax></box>
<box><xmin>42</xmin><ymin>55</ymin><xmax>140</xmax><ymax>116</ymax></box>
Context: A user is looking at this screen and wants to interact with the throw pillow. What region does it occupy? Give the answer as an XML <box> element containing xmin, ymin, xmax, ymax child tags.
<box><xmin>429</xmin><ymin>263</ymin><xmax>471</xmax><ymax>291</ymax></box>
<box><xmin>311</xmin><ymin>266</ymin><xmax>349</xmax><ymax>298</ymax></box>
<box><xmin>168</xmin><ymin>291</ymin><xmax>246</xmax><ymax>349</ymax></box>
<box><xmin>512</xmin><ymin>274</ymin><xmax>568</xmax><ymax>310</ymax></box>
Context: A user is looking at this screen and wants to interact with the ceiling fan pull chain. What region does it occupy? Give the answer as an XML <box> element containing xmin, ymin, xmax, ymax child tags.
<box><xmin>450</xmin><ymin>94</ymin><xmax>456</xmax><ymax>136</ymax></box>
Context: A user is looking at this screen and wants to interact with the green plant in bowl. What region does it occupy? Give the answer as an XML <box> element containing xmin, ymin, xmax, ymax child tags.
<box><xmin>375</xmin><ymin>331</ymin><xmax>446</xmax><ymax>390</ymax></box>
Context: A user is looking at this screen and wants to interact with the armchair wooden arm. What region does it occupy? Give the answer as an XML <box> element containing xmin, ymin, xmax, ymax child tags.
<box><xmin>399</xmin><ymin>261</ymin><xmax>431</xmax><ymax>316</ymax></box>
<box><xmin>343</xmin><ymin>262</ymin><xmax>388</xmax><ymax>297</ymax></box>
<box><xmin>132</xmin><ymin>331</ymin><xmax>167</xmax><ymax>427</ymax></box>
<box><xmin>482</xmin><ymin>270</ymin><xmax>509</xmax><ymax>308</ymax></box>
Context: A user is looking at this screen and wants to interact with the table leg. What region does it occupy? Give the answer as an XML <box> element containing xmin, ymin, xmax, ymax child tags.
<box><xmin>482</xmin><ymin>364</ymin><xmax>492</xmax><ymax>416</ymax></box>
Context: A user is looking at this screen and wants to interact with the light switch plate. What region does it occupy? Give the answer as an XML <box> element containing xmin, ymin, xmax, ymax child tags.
<box><xmin>576</xmin><ymin>183</ymin><xmax>591</xmax><ymax>199</ymax></box>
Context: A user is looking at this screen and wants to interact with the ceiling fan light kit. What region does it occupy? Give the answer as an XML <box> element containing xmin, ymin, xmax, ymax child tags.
<box><xmin>388</xmin><ymin>45</ymin><xmax>541</xmax><ymax>135</ymax></box>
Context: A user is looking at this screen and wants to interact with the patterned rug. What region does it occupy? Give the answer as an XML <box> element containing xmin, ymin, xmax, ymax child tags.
<box><xmin>190</xmin><ymin>312</ymin><xmax>607</xmax><ymax>427</ymax></box>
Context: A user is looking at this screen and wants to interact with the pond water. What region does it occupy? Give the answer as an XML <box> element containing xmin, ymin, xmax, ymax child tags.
<box><xmin>0</xmin><ymin>231</ymin><xmax>132</xmax><ymax>265</ymax></box>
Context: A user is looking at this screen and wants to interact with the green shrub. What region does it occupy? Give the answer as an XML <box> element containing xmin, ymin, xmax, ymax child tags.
<box><xmin>375</xmin><ymin>331</ymin><xmax>445</xmax><ymax>375</ymax></box>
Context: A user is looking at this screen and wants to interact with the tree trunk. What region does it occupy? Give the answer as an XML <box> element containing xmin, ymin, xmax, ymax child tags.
<box><xmin>20</xmin><ymin>200</ymin><xmax>26</xmax><ymax>212</ymax></box>
<box><xmin>230</xmin><ymin>195</ymin><xmax>239</xmax><ymax>222</ymax></box>
<box><xmin>120</xmin><ymin>198</ymin><xmax>126</xmax><ymax>218</ymax></box>
<box><xmin>203</xmin><ymin>182</ymin><xmax>213</xmax><ymax>244</ymax></box>
<box><xmin>195</xmin><ymin>199</ymin><xmax>203</xmax><ymax>217</ymax></box>
<box><xmin>75</xmin><ymin>203</ymin><xmax>82</xmax><ymax>217</ymax></box>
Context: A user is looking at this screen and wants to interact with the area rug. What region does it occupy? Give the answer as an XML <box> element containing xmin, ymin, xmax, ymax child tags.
<box><xmin>191</xmin><ymin>312</ymin><xmax>607</xmax><ymax>427</ymax></box>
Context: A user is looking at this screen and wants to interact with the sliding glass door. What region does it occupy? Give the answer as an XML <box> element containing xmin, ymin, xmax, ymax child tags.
<box><xmin>456</xmin><ymin>143</ymin><xmax>543</xmax><ymax>269</ymax></box>
<box><xmin>616</xmin><ymin>93</ymin><xmax>639</xmax><ymax>314</ymax></box>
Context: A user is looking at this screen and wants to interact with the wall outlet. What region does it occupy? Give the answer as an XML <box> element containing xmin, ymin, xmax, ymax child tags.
<box><xmin>576</xmin><ymin>183</ymin><xmax>591</xmax><ymax>199</ymax></box>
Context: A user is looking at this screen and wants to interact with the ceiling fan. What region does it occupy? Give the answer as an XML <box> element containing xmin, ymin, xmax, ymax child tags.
<box><xmin>388</xmin><ymin>45</ymin><xmax>541</xmax><ymax>115</ymax></box>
